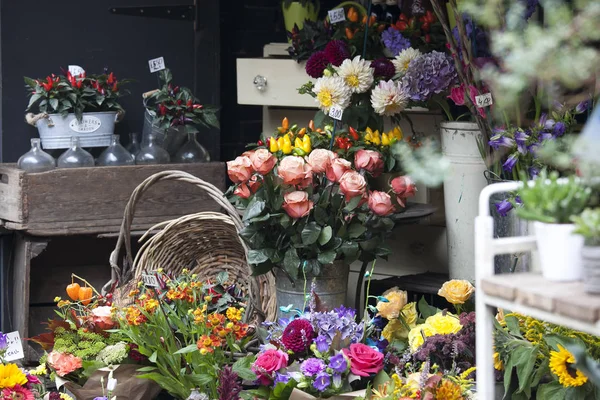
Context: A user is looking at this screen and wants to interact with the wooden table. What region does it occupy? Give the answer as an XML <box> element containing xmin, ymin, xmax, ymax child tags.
<box><xmin>0</xmin><ymin>163</ymin><xmax>226</xmax><ymax>363</ymax></box>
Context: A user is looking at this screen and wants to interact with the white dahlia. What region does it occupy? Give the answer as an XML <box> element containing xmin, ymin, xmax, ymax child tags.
<box><xmin>371</xmin><ymin>80</ymin><xmax>409</xmax><ymax>116</ymax></box>
<box><xmin>334</xmin><ymin>56</ymin><xmax>374</xmax><ymax>94</ymax></box>
<box><xmin>312</xmin><ymin>76</ymin><xmax>352</xmax><ymax>113</ymax></box>
<box><xmin>393</xmin><ymin>48</ymin><xmax>422</xmax><ymax>75</ymax></box>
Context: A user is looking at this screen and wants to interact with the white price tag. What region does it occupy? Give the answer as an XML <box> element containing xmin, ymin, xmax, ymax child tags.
<box><xmin>68</xmin><ymin>65</ymin><xmax>85</xmax><ymax>76</ymax></box>
<box><xmin>4</xmin><ymin>331</ymin><xmax>24</xmax><ymax>362</ymax></box>
<box><xmin>328</xmin><ymin>105</ymin><xmax>344</xmax><ymax>121</ymax></box>
<box><xmin>328</xmin><ymin>8</ymin><xmax>346</xmax><ymax>24</ymax></box>
<box><xmin>475</xmin><ymin>93</ymin><xmax>493</xmax><ymax>108</ymax></box>
<box><xmin>142</xmin><ymin>273</ymin><xmax>160</xmax><ymax>288</ymax></box>
<box><xmin>148</xmin><ymin>57</ymin><xmax>166</xmax><ymax>73</ymax></box>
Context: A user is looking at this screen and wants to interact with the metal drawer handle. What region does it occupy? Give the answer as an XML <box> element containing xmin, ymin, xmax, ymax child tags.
<box><xmin>253</xmin><ymin>75</ymin><xmax>267</xmax><ymax>91</ymax></box>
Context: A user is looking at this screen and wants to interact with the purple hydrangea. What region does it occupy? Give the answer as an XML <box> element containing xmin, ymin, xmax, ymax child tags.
<box><xmin>313</xmin><ymin>372</ymin><xmax>331</xmax><ymax>392</ymax></box>
<box><xmin>328</xmin><ymin>353</ymin><xmax>348</xmax><ymax>374</ymax></box>
<box><xmin>315</xmin><ymin>335</ymin><xmax>329</xmax><ymax>353</ymax></box>
<box><xmin>334</xmin><ymin>305</ymin><xmax>356</xmax><ymax>319</ymax></box>
<box><xmin>300</xmin><ymin>358</ymin><xmax>326</xmax><ymax>377</ymax></box>
<box><xmin>382</xmin><ymin>28</ymin><xmax>411</xmax><ymax>57</ymax></box>
<box><xmin>401</xmin><ymin>51</ymin><xmax>458</xmax><ymax>102</ymax></box>
<box><xmin>495</xmin><ymin>200</ymin><xmax>513</xmax><ymax>217</ymax></box>
<box><xmin>502</xmin><ymin>153</ymin><xmax>519</xmax><ymax>172</ymax></box>
<box><xmin>309</xmin><ymin>310</ymin><xmax>364</xmax><ymax>347</ymax></box>
<box><xmin>0</xmin><ymin>332</ymin><xmax>7</xmax><ymax>350</ymax></box>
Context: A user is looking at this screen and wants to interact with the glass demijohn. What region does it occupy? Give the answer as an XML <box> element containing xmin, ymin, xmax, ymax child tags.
<box><xmin>174</xmin><ymin>132</ymin><xmax>211</xmax><ymax>163</ymax></box>
<box><xmin>17</xmin><ymin>138</ymin><xmax>56</xmax><ymax>172</ymax></box>
<box><xmin>135</xmin><ymin>132</ymin><xmax>170</xmax><ymax>165</ymax></box>
<box><xmin>57</xmin><ymin>136</ymin><xmax>94</xmax><ymax>168</ymax></box>
<box><xmin>126</xmin><ymin>132</ymin><xmax>141</xmax><ymax>156</ymax></box>
<box><xmin>97</xmin><ymin>135</ymin><xmax>135</xmax><ymax>166</ymax></box>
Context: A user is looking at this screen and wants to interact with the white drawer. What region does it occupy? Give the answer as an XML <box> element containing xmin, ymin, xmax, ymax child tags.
<box><xmin>236</xmin><ymin>58</ymin><xmax>317</xmax><ymax>107</ymax></box>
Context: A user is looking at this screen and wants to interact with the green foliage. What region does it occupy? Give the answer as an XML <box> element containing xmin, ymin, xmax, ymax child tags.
<box><xmin>572</xmin><ymin>208</ymin><xmax>600</xmax><ymax>246</ymax></box>
<box><xmin>282</xmin><ymin>0</ymin><xmax>316</xmax><ymax>9</ymax></box>
<box><xmin>516</xmin><ymin>171</ymin><xmax>592</xmax><ymax>223</ymax></box>
<box><xmin>391</xmin><ymin>139</ymin><xmax>449</xmax><ymax>187</ymax></box>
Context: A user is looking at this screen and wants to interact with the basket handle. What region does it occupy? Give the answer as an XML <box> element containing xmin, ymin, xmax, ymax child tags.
<box><xmin>103</xmin><ymin>170</ymin><xmax>246</xmax><ymax>293</ymax></box>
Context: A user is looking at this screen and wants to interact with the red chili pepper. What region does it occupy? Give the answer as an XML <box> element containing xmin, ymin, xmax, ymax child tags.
<box><xmin>395</xmin><ymin>21</ymin><xmax>408</xmax><ymax>31</ymax></box>
<box><xmin>186</xmin><ymin>99</ymin><xmax>193</xmax><ymax>108</ymax></box>
<box><xmin>399</xmin><ymin>13</ymin><xmax>408</xmax><ymax>22</ymax></box>
<box><xmin>177</xmin><ymin>99</ymin><xmax>183</xmax><ymax>105</ymax></box>
<box><xmin>421</xmin><ymin>22</ymin><xmax>430</xmax><ymax>32</ymax></box>
<box><xmin>112</xmin><ymin>82</ymin><xmax>118</xmax><ymax>92</ymax></box>
<box><xmin>40</xmin><ymin>76</ymin><xmax>54</xmax><ymax>91</ymax></box>
<box><xmin>257</xmin><ymin>139</ymin><xmax>264</xmax><ymax>146</ymax></box>
<box><xmin>424</xmin><ymin>10</ymin><xmax>436</xmax><ymax>23</ymax></box>
<box><xmin>107</xmin><ymin>72</ymin><xmax>115</xmax><ymax>85</ymax></box>
<box><xmin>173</xmin><ymin>86</ymin><xmax>180</xmax><ymax>94</ymax></box>
<box><xmin>159</xmin><ymin>104</ymin><xmax>167</xmax><ymax>116</ymax></box>
<box><xmin>192</xmin><ymin>104</ymin><xmax>203</xmax><ymax>110</ymax></box>
<box><xmin>349</xmin><ymin>127</ymin><xmax>359</xmax><ymax>141</ymax></box>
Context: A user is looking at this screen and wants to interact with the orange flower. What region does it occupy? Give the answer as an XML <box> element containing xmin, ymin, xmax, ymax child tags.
<box><xmin>125</xmin><ymin>306</ymin><xmax>147</xmax><ymax>326</ymax></box>
<box><xmin>233</xmin><ymin>323</ymin><xmax>249</xmax><ymax>340</ymax></box>
<box><xmin>193</xmin><ymin>305</ymin><xmax>207</xmax><ymax>324</ymax></box>
<box><xmin>210</xmin><ymin>335</ymin><xmax>223</xmax><ymax>347</ymax></box>
<box><xmin>144</xmin><ymin>299</ymin><xmax>159</xmax><ymax>313</ymax></box>
<box><xmin>207</xmin><ymin>313</ymin><xmax>225</xmax><ymax>328</ymax></box>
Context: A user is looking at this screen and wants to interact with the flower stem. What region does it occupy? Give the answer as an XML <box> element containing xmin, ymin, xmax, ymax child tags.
<box><xmin>363</xmin><ymin>259</ymin><xmax>377</xmax><ymax>326</ymax></box>
<box><xmin>71</xmin><ymin>273</ymin><xmax>101</xmax><ymax>296</ymax></box>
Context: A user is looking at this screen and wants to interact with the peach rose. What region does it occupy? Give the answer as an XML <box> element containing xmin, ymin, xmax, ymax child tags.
<box><xmin>90</xmin><ymin>306</ymin><xmax>115</xmax><ymax>330</ymax></box>
<box><xmin>234</xmin><ymin>183</ymin><xmax>251</xmax><ymax>199</ymax></box>
<box><xmin>368</xmin><ymin>191</ymin><xmax>395</xmax><ymax>216</ymax></box>
<box><xmin>282</xmin><ymin>191</ymin><xmax>314</xmax><ymax>219</ymax></box>
<box><xmin>297</xmin><ymin>165</ymin><xmax>314</xmax><ymax>189</ymax></box>
<box><xmin>391</xmin><ymin>176</ymin><xmax>417</xmax><ymax>198</ymax></box>
<box><xmin>248</xmin><ymin>175</ymin><xmax>262</xmax><ymax>193</ymax></box>
<box><xmin>354</xmin><ymin>150</ymin><xmax>384</xmax><ymax>177</ymax></box>
<box><xmin>47</xmin><ymin>351</ymin><xmax>83</xmax><ymax>377</ymax></box>
<box><xmin>307</xmin><ymin>149</ymin><xmax>337</xmax><ymax>174</ymax></box>
<box><xmin>226</xmin><ymin>156</ymin><xmax>253</xmax><ymax>183</ymax></box>
<box><xmin>250</xmin><ymin>148</ymin><xmax>277</xmax><ymax>175</ymax></box>
<box><xmin>326</xmin><ymin>158</ymin><xmax>352</xmax><ymax>182</ymax></box>
<box><xmin>278</xmin><ymin>156</ymin><xmax>312</xmax><ymax>186</ymax></box>
<box><xmin>339</xmin><ymin>171</ymin><xmax>367</xmax><ymax>201</ymax></box>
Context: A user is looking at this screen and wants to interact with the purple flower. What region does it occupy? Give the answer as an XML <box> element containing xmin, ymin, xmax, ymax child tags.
<box><xmin>306</xmin><ymin>51</ymin><xmax>329</xmax><ymax>78</ymax></box>
<box><xmin>382</xmin><ymin>28</ymin><xmax>411</xmax><ymax>56</ymax></box>
<box><xmin>332</xmin><ymin>373</ymin><xmax>343</xmax><ymax>389</ymax></box>
<box><xmin>313</xmin><ymin>372</ymin><xmax>331</xmax><ymax>392</ymax></box>
<box><xmin>528</xmin><ymin>167</ymin><xmax>540</xmax><ymax>179</ymax></box>
<box><xmin>515</xmin><ymin>196</ymin><xmax>523</xmax><ymax>205</ymax></box>
<box><xmin>334</xmin><ymin>305</ymin><xmax>356</xmax><ymax>319</ymax></box>
<box><xmin>576</xmin><ymin>100</ymin><xmax>591</xmax><ymax>114</ymax></box>
<box><xmin>315</xmin><ymin>335</ymin><xmax>329</xmax><ymax>353</ymax></box>
<box><xmin>0</xmin><ymin>332</ymin><xmax>7</xmax><ymax>350</ymax></box>
<box><xmin>514</xmin><ymin>129</ymin><xmax>529</xmax><ymax>154</ymax></box>
<box><xmin>300</xmin><ymin>358</ymin><xmax>326</xmax><ymax>377</ymax></box>
<box><xmin>489</xmin><ymin>134</ymin><xmax>515</xmax><ymax>150</ymax></box>
<box><xmin>93</xmin><ymin>398</ymin><xmax>109</xmax><ymax>400</ymax></box>
<box><xmin>521</xmin><ymin>0</ymin><xmax>538</xmax><ymax>19</ymax></box>
<box><xmin>502</xmin><ymin>153</ymin><xmax>519</xmax><ymax>172</ymax></box>
<box><xmin>495</xmin><ymin>200</ymin><xmax>513</xmax><ymax>217</ymax></box>
<box><xmin>328</xmin><ymin>353</ymin><xmax>348</xmax><ymax>374</ymax></box>
<box><xmin>274</xmin><ymin>372</ymin><xmax>291</xmax><ymax>385</ymax></box>
<box><xmin>324</xmin><ymin>40</ymin><xmax>350</xmax><ymax>67</ymax></box>
<box><xmin>544</xmin><ymin>119</ymin><xmax>556</xmax><ymax>130</ymax></box>
<box><xmin>539</xmin><ymin>132</ymin><xmax>554</xmax><ymax>142</ymax></box>
<box><xmin>401</xmin><ymin>51</ymin><xmax>458</xmax><ymax>102</ymax></box>
<box><xmin>538</xmin><ymin>113</ymin><xmax>548</xmax><ymax>128</ymax></box>
<box><xmin>553</xmin><ymin>121</ymin><xmax>566</xmax><ymax>137</ymax></box>
<box><xmin>370</xmin><ymin>58</ymin><xmax>395</xmax><ymax>80</ymax></box>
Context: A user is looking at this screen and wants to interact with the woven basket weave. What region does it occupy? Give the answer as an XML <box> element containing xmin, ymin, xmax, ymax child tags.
<box><xmin>103</xmin><ymin>170</ymin><xmax>277</xmax><ymax>323</ymax></box>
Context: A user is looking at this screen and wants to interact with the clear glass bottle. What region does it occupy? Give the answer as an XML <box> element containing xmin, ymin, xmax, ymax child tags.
<box><xmin>174</xmin><ymin>132</ymin><xmax>211</xmax><ymax>163</ymax></box>
<box><xmin>126</xmin><ymin>132</ymin><xmax>141</xmax><ymax>156</ymax></box>
<box><xmin>97</xmin><ymin>135</ymin><xmax>135</xmax><ymax>166</ymax></box>
<box><xmin>135</xmin><ymin>132</ymin><xmax>170</xmax><ymax>165</ymax></box>
<box><xmin>17</xmin><ymin>138</ymin><xmax>56</xmax><ymax>172</ymax></box>
<box><xmin>57</xmin><ymin>136</ymin><xmax>94</xmax><ymax>168</ymax></box>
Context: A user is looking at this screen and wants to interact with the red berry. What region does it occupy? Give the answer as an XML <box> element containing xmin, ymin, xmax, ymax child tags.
<box><xmin>106</xmin><ymin>293</ymin><xmax>113</xmax><ymax>300</ymax></box>
<box><xmin>106</xmin><ymin>301</ymin><xmax>112</xmax><ymax>306</ymax></box>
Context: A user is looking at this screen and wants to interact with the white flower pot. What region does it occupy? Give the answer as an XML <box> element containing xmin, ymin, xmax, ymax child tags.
<box><xmin>582</xmin><ymin>246</ymin><xmax>600</xmax><ymax>293</ymax></box>
<box><xmin>534</xmin><ymin>222</ymin><xmax>583</xmax><ymax>281</ymax></box>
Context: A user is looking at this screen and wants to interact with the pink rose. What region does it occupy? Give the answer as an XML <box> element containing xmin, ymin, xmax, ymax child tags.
<box><xmin>250</xmin><ymin>148</ymin><xmax>277</xmax><ymax>175</ymax></box>
<box><xmin>252</xmin><ymin>349</ymin><xmax>289</xmax><ymax>385</ymax></box>
<box><xmin>226</xmin><ymin>156</ymin><xmax>253</xmax><ymax>183</ymax></box>
<box><xmin>248</xmin><ymin>175</ymin><xmax>262</xmax><ymax>193</ymax></box>
<box><xmin>342</xmin><ymin>343</ymin><xmax>384</xmax><ymax>377</ymax></box>
<box><xmin>282</xmin><ymin>191</ymin><xmax>314</xmax><ymax>219</ymax></box>
<box><xmin>296</xmin><ymin>166</ymin><xmax>314</xmax><ymax>189</ymax></box>
<box><xmin>354</xmin><ymin>150</ymin><xmax>384</xmax><ymax>177</ymax></box>
<box><xmin>90</xmin><ymin>306</ymin><xmax>115</xmax><ymax>330</ymax></box>
<box><xmin>278</xmin><ymin>156</ymin><xmax>312</xmax><ymax>186</ymax></box>
<box><xmin>391</xmin><ymin>176</ymin><xmax>416</xmax><ymax>198</ymax></box>
<box><xmin>368</xmin><ymin>191</ymin><xmax>395</xmax><ymax>216</ymax></box>
<box><xmin>339</xmin><ymin>171</ymin><xmax>367</xmax><ymax>201</ymax></box>
<box><xmin>234</xmin><ymin>183</ymin><xmax>251</xmax><ymax>199</ymax></box>
<box><xmin>326</xmin><ymin>158</ymin><xmax>352</xmax><ymax>183</ymax></box>
<box><xmin>47</xmin><ymin>351</ymin><xmax>83</xmax><ymax>377</ymax></box>
<box><xmin>307</xmin><ymin>149</ymin><xmax>337</xmax><ymax>174</ymax></box>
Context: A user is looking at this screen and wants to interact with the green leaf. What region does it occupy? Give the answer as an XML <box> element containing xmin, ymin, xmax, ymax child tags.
<box><xmin>27</xmin><ymin>93</ymin><xmax>42</xmax><ymax>109</ymax></box>
<box><xmin>248</xmin><ymin>249</ymin><xmax>270</xmax><ymax>264</ymax></box>
<box><xmin>283</xmin><ymin>248</ymin><xmax>301</xmax><ymax>277</ymax></box>
<box><xmin>148</xmin><ymin>351</ymin><xmax>157</xmax><ymax>363</ymax></box>
<box><xmin>243</xmin><ymin>200</ymin><xmax>265</xmax><ymax>221</ymax></box>
<box><xmin>348</xmin><ymin>223</ymin><xmax>367</xmax><ymax>238</ymax></box>
<box><xmin>317</xmin><ymin>250</ymin><xmax>336</xmax><ymax>265</ymax></box>
<box><xmin>516</xmin><ymin>345</ymin><xmax>539</xmax><ymax>394</ymax></box>
<box><xmin>135</xmin><ymin>366</ymin><xmax>157</xmax><ymax>372</ymax></box>
<box><xmin>173</xmin><ymin>344</ymin><xmax>198</xmax><ymax>354</ymax></box>
<box><xmin>340</xmin><ymin>241</ymin><xmax>359</xmax><ymax>258</ymax></box>
<box><xmin>318</xmin><ymin>226</ymin><xmax>333</xmax><ymax>245</ymax></box>
<box><xmin>301</xmin><ymin>222</ymin><xmax>322</xmax><ymax>245</ymax></box>
<box><xmin>188</xmin><ymin>373</ymin><xmax>214</xmax><ymax>386</ymax></box>
<box><xmin>232</xmin><ymin>355</ymin><xmax>257</xmax><ymax>381</ymax></box>
<box><xmin>536</xmin><ymin>382</ymin><xmax>567</xmax><ymax>400</ymax></box>
<box><xmin>49</xmin><ymin>98</ymin><xmax>59</xmax><ymax>110</ymax></box>
<box><xmin>344</xmin><ymin>196</ymin><xmax>362</xmax><ymax>212</ymax></box>
<box><xmin>418</xmin><ymin>296</ymin><xmax>438</xmax><ymax>319</ymax></box>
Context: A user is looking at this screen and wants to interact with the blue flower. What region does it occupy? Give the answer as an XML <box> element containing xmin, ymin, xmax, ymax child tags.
<box><xmin>328</xmin><ymin>353</ymin><xmax>348</xmax><ymax>374</ymax></box>
<box><xmin>528</xmin><ymin>167</ymin><xmax>540</xmax><ymax>179</ymax></box>
<box><xmin>313</xmin><ymin>372</ymin><xmax>331</xmax><ymax>392</ymax></box>
<box><xmin>0</xmin><ymin>332</ymin><xmax>7</xmax><ymax>350</ymax></box>
<box><xmin>576</xmin><ymin>100</ymin><xmax>591</xmax><ymax>114</ymax></box>
<box><xmin>401</xmin><ymin>51</ymin><xmax>458</xmax><ymax>102</ymax></box>
<box><xmin>315</xmin><ymin>335</ymin><xmax>329</xmax><ymax>353</ymax></box>
<box><xmin>489</xmin><ymin>134</ymin><xmax>515</xmax><ymax>150</ymax></box>
<box><xmin>334</xmin><ymin>305</ymin><xmax>356</xmax><ymax>319</ymax></box>
<box><xmin>514</xmin><ymin>129</ymin><xmax>529</xmax><ymax>154</ymax></box>
<box><xmin>495</xmin><ymin>200</ymin><xmax>513</xmax><ymax>217</ymax></box>
<box><xmin>553</xmin><ymin>121</ymin><xmax>566</xmax><ymax>137</ymax></box>
<box><xmin>381</xmin><ymin>28</ymin><xmax>411</xmax><ymax>56</ymax></box>
<box><xmin>502</xmin><ymin>153</ymin><xmax>519</xmax><ymax>172</ymax></box>
<box><xmin>274</xmin><ymin>372</ymin><xmax>291</xmax><ymax>385</ymax></box>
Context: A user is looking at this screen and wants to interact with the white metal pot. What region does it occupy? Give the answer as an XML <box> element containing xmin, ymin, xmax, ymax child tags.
<box><xmin>34</xmin><ymin>111</ymin><xmax>118</xmax><ymax>149</ymax></box>
<box><xmin>534</xmin><ymin>222</ymin><xmax>583</xmax><ymax>281</ymax></box>
<box><xmin>581</xmin><ymin>246</ymin><xmax>600</xmax><ymax>292</ymax></box>
<box><xmin>440</xmin><ymin>121</ymin><xmax>488</xmax><ymax>282</ymax></box>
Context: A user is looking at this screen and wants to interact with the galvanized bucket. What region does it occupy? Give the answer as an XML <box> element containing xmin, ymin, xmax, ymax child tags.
<box><xmin>275</xmin><ymin>260</ymin><xmax>349</xmax><ymax>320</ymax></box>
<box><xmin>485</xmin><ymin>171</ymin><xmax>529</xmax><ymax>274</ymax></box>
<box><xmin>142</xmin><ymin>109</ymin><xmax>187</xmax><ymax>156</ymax></box>
<box><xmin>34</xmin><ymin>112</ymin><xmax>118</xmax><ymax>149</ymax></box>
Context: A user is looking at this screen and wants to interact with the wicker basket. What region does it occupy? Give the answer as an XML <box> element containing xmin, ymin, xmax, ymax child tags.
<box><xmin>103</xmin><ymin>170</ymin><xmax>277</xmax><ymax>323</ymax></box>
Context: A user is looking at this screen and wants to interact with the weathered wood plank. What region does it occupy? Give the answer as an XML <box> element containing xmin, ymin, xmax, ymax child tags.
<box><xmin>0</xmin><ymin>167</ymin><xmax>25</xmax><ymax>222</ymax></box>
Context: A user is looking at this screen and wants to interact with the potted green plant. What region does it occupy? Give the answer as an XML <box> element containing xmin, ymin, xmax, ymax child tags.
<box><xmin>572</xmin><ymin>208</ymin><xmax>600</xmax><ymax>293</ymax></box>
<box><xmin>282</xmin><ymin>0</ymin><xmax>320</xmax><ymax>38</ymax></box>
<box><xmin>516</xmin><ymin>171</ymin><xmax>592</xmax><ymax>281</ymax></box>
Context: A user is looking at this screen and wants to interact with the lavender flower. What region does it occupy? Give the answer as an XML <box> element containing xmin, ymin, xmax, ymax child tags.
<box><xmin>502</xmin><ymin>153</ymin><xmax>519</xmax><ymax>172</ymax></box>
<box><xmin>576</xmin><ymin>100</ymin><xmax>591</xmax><ymax>114</ymax></box>
<box><xmin>401</xmin><ymin>51</ymin><xmax>457</xmax><ymax>102</ymax></box>
<box><xmin>489</xmin><ymin>134</ymin><xmax>515</xmax><ymax>150</ymax></box>
<box><xmin>553</xmin><ymin>121</ymin><xmax>566</xmax><ymax>137</ymax></box>
<box><xmin>300</xmin><ymin>358</ymin><xmax>326</xmax><ymax>377</ymax></box>
<box><xmin>332</xmin><ymin>373</ymin><xmax>343</xmax><ymax>389</ymax></box>
<box><xmin>274</xmin><ymin>373</ymin><xmax>291</xmax><ymax>385</ymax></box>
<box><xmin>313</xmin><ymin>372</ymin><xmax>331</xmax><ymax>392</ymax></box>
<box><xmin>315</xmin><ymin>335</ymin><xmax>329</xmax><ymax>353</ymax></box>
<box><xmin>495</xmin><ymin>200</ymin><xmax>513</xmax><ymax>217</ymax></box>
<box><xmin>0</xmin><ymin>332</ymin><xmax>7</xmax><ymax>350</ymax></box>
<box><xmin>382</xmin><ymin>28</ymin><xmax>411</xmax><ymax>57</ymax></box>
<box><xmin>328</xmin><ymin>353</ymin><xmax>348</xmax><ymax>374</ymax></box>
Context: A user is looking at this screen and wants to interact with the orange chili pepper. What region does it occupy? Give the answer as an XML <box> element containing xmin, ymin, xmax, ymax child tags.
<box><xmin>346</xmin><ymin>27</ymin><xmax>355</xmax><ymax>39</ymax></box>
<box><xmin>78</xmin><ymin>286</ymin><xmax>93</xmax><ymax>306</ymax></box>
<box><xmin>308</xmin><ymin>120</ymin><xmax>315</xmax><ymax>131</ymax></box>
<box><xmin>66</xmin><ymin>283</ymin><xmax>81</xmax><ymax>301</ymax></box>
<box><xmin>297</xmin><ymin>127</ymin><xmax>306</xmax><ymax>137</ymax></box>
<box><xmin>347</xmin><ymin>7</ymin><xmax>358</xmax><ymax>23</ymax></box>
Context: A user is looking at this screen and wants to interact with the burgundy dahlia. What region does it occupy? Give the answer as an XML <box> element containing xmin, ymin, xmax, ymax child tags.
<box><xmin>324</xmin><ymin>40</ymin><xmax>350</xmax><ymax>67</ymax></box>
<box><xmin>371</xmin><ymin>58</ymin><xmax>395</xmax><ymax>80</ymax></box>
<box><xmin>282</xmin><ymin>318</ymin><xmax>314</xmax><ymax>353</ymax></box>
<box><xmin>306</xmin><ymin>51</ymin><xmax>329</xmax><ymax>78</ymax></box>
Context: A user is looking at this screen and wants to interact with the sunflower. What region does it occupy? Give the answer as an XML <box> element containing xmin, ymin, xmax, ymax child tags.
<box><xmin>549</xmin><ymin>344</ymin><xmax>588</xmax><ymax>387</ymax></box>
<box><xmin>0</xmin><ymin>363</ymin><xmax>27</xmax><ymax>389</ymax></box>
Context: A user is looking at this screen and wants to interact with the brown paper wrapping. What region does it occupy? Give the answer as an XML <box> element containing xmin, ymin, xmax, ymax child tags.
<box><xmin>64</xmin><ymin>364</ymin><xmax>162</xmax><ymax>400</ymax></box>
<box><xmin>289</xmin><ymin>388</ymin><xmax>367</xmax><ymax>400</ymax></box>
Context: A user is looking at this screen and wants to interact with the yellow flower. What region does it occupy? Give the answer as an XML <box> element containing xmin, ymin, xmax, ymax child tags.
<box><xmin>226</xmin><ymin>307</ymin><xmax>243</xmax><ymax>322</ymax></box>
<box><xmin>60</xmin><ymin>394</ymin><xmax>74</xmax><ymax>400</ymax></box>
<box><xmin>400</xmin><ymin>302</ymin><xmax>418</xmax><ymax>325</ymax></box>
<box><xmin>376</xmin><ymin>287</ymin><xmax>408</xmax><ymax>319</ymax></box>
<box><xmin>496</xmin><ymin>308</ymin><xmax>506</xmax><ymax>326</ymax></box>
<box><xmin>437</xmin><ymin>280</ymin><xmax>475</xmax><ymax>305</ymax></box>
<box><xmin>29</xmin><ymin>364</ymin><xmax>47</xmax><ymax>376</ymax></box>
<box><xmin>54</xmin><ymin>296</ymin><xmax>61</xmax><ymax>302</ymax></box>
<box><xmin>391</xmin><ymin>126</ymin><xmax>403</xmax><ymax>140</ymax></box>
<box><xmin>144</xmin><ymin>299</ymin><xmax>159</xmax><ymax>313</ymax></box>
<box><xmin>434</xmin><ymin>378</ymin><xmax>463</xmax><ymax>400</ymax></box>
<box><xmin>549</xmin><ymin>344</ymin><xmax>588</xmax><ymax>387</ymax></box>
<box><xmin>381</xmin><ymin>132</ymin><xmax>390</xmax><ymax>146</ymax></box>
<box><xmin>0</xmin><ymin>363</ymin><xmax>28</xmax><ymax>389</ymax></box>
<box><xmin>460</xmin><ymin>366</ymin><xmax>477</xmax><ymax>379</ymax></box>
<box><xmin>57</xmin><ymin>300</ymin><xmax>71</xmax><ymax>308</ymax></box>
<box><xmin>425</xmin><ymin>313</ymin><xmax>463</xmax><ymax>335</ymax></box>
<box><xmin>408</xmin><ymin>324</ymin><xmax>435</xmax><ymax>351</ymax></box>
<box><xmin>382</xmin><ymin>302</ymin><xmax>418</xmax><ymax>341</ymax></box>
<box><xmin>493</xmin><ymin>352</ymin><xmax>504</xmax><ymax>371</ymax></box>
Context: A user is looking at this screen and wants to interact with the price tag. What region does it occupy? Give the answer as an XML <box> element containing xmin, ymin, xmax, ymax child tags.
<box><xmin>68</xmin><ymin>65</ymin><xmax>85</xmax><ymax>76</ymax></box>
<box><xmin>148</xmin><ymin>57</ymin><xmax>166</xmax><ymax>73</ymax></box>
<box><xmin>328</xmin><ymin>8</ymin><xmax>346</xmax><ymax>24</ymax></box>
<box><xmin>3</xmin><ymin>331</ymin><xmax>24</xmax><ymax>362</ymax></box>
<box><xmin>328</xmin><ymin>105</ymin><xmax>344</xmax><ymax>121</ymax></box>
<box><xmin>142</xmin><ymin>274</ymin><xmax>160</xmax><ymax>288</ymax></box>
<box><xmin>475</xmin><ymin>93</ymin><xmax>493</xmax><ymax>108</ymax></box>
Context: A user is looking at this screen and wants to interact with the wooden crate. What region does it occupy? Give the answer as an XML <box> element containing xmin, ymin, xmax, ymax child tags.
<box><xmin>0</xmin><ymin>163</ymin><xmax>226</xmax><ymax>235</ymax></box>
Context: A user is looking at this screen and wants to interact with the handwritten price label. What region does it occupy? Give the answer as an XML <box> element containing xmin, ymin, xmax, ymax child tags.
<box><xmin>68</xmin><ymin>65</ymin><xmax>85</xmax><ymax>76</ymax></box>
<box><xmin>148</xmin><ymin>57</ymin><xmax>166</xmax><ymax>73</ymax></box>
<box><xmin>328</xmin><ymin>8</ymin><xmax>346</xmax><ymax>24</ymax></box>
<box><xmin>328</xmin><ymin>105</ymin><xmax>344</xmax><ymax>121</ymax></box>
<box><xmin>4</xmin><ymin>331</ymin><xmax>24</xmax><ymax>362</ymax></box>
<box><xmin>142</xmin><ymin>274</ymin><xmax>160</xmax><ymax>288</ymax></box>
<box><xmin>475</xmin><ymin>93</ymin><xmax>493</xmax><ymax>108</ymax></box>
